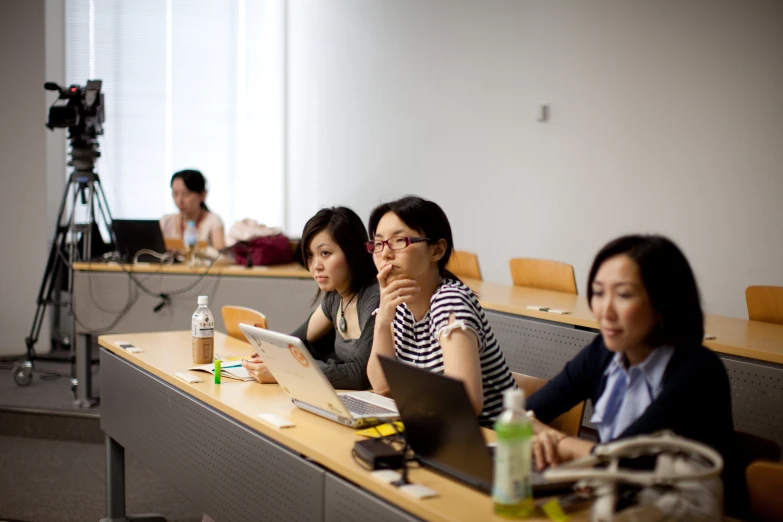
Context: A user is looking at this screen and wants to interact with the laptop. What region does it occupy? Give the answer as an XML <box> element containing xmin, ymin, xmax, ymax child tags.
<box><xmin>111</xmin><ymin>219</ymin><xmax>169</xmax><ymax>262</ymax></box>
<box><xmin>377</xmin><ymin>356</ymin><xmax>575</xmax><ymax>497</ymax></box>
<box><xmin>240</xmin><ymin>324</ymin><xmax>399</xmax><ymax>428</ymax></box>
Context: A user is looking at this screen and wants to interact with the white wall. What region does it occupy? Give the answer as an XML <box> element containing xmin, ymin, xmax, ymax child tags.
<box><xmin>287</xmin><ymin>0</ymin><xmax>783</xmax><ymax>319</ymax></box>
<box><xmin>0</xmin><ymin>0</ymin><xmax>50</xmax><ymax>355</ymax></box>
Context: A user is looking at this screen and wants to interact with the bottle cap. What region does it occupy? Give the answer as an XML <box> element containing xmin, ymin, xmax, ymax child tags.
<box><xmin>503</xmin><ymin>388</ymin><xmax>525</xmax><ymax>410</ymax></box>
<box><xmin>187</xmin><ymin>220</ymin><xmax>196</xmax><ymax>227</ymax></box>
<box><xmin>198</xmin><ymin>295</ymin><xmax>208</xmax><ymax>305</ymax></box>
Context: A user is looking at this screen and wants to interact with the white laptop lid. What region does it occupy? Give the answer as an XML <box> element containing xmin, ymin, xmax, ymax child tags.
<box><xmin>239</xmin><ymin>323</ymin><xmax>353</xmax><ymax>418</ymax></box>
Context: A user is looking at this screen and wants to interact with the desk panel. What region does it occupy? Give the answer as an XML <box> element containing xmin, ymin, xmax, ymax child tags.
<box><xmin>74</xmin><ymin>269</ymin><xmax>315</xmax><ymax>335</ymax></box>
<box><xmin>325</xmin><ymin>474</ymin><xmax>421</xmax><ymax>522</ymax></box>
<box><xmin>101</xmin><ymin>350</ymin><xmax>324</xmax><ymax>522</ymax></box>
<box><xmin>485</xmin><ymin>309</ymin><xmax>598</xmax><ymax>380</ymax></box>
<box><xmin>721</xmin><ymin>355</ymin><xmax>783</xmax><ymax>449</ymax></box>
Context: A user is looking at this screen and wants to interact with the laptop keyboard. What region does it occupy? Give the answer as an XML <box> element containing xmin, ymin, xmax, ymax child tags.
<box><xmin>341</xmin><ymin>394</ymin><xmax>395</xmax><ymax>416</ymax></box>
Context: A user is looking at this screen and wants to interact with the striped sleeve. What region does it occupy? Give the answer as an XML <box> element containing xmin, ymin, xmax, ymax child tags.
<box><xmin>429</xmin><ymin>285</ymin><xmax>485</xmax><ymax>351</ymax></box>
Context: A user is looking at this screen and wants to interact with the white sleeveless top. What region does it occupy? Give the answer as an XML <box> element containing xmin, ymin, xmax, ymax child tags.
<box><xmin>159</xmin><ymin>211</ymin><xmax>224</xmax><ymax>246</ymax></box>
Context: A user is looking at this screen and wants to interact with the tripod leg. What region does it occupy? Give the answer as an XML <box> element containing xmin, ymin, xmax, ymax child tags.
<box><xmin>24</xmin><ymin>174</ymin><xmax>75</xmax><ymax>360</ymax></box>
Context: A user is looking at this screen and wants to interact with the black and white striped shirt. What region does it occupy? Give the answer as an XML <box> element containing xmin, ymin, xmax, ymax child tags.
<box><xmin>391</xmin><ymin>278</ymin><xmax>517</xmax><ymax>426</ymax></box>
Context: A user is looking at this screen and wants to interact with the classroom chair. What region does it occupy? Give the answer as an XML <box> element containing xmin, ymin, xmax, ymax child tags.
<box><xmin>446</xmin><ymin>250</ymin><xmax>483</xmax><ymax>280</ymax></box>
<box><xmin>745</xmin><ymin>285</ymin><xmax>783</xmax><ymax>325</ymax></box>
<box><xmin>164</xmin><ymin>237</ymin><xmax>208</xmax><ymax>253</ymax></box>
<box><xmin>222</xmin><ymin>305</ymin><xmax>268</xmax><ymax>342</ymax></box>
<box><xmin>509</xmin><ymin>258</ymin><xmax>578</xmax><ymax>294</ymax></box>
<box><xmin>512</xmin><ymin>372</ymin><xmax>584</xmax><ymax>437</ymax></box>
<box><xmin>747</xmin><ymin>461</ymin><xmax>783</xmax><ymax>521</ymax></box>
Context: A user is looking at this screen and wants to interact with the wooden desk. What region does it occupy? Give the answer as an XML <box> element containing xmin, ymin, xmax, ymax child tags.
<box><xmin>464</xmin><ymin>278</ymin><xmax>783</xmax><ymax>366</ymax></box>
<box><xmin>99</xmin><ymin>331</ymin><xmax>584</xmax><ymax>522</ymax></box>
<box><xmin>72</xmin><ymin>261</ymin><xmax>313</xmax><ymax>279</ymax></box>
<box><xmin>73</xmin><ymin>263</ymin><xmax>783</xmax><ymax>365</ymax></box>
<box><xmin>74</xmin><ymin>264</ymin><xmax>782</xmax><ymax>453</ymax></box>
<box><xmin>70</xmin><ymin>262</ymin><xmax>316</xmax><ymax>407</ymax></box>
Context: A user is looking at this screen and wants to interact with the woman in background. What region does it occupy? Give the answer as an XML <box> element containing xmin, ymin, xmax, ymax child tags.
<box><xmin>159</xmin><ymin>169</ymin><xmax>225</xmax><ymax>250</ymax></box>
<box><xmin>365</xmin><ymin>196</ymin><xmax>516</xmax><ymax>427</ymax></box>
<box><xmin>243</xmin><ymin>207</ymin><xmax>379</xmax><ymax>390</ymax></box>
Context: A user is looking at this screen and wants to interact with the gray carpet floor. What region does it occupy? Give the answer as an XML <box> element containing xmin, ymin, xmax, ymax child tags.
<box><xmin>0</xmin><ymin>435</ymin><xmax>203</xmax><ymax>522</ymax></box>
<box><xmin>0</xmin><ymin>362</ymin><xmax>204</xmax><ymax>522</ymax></box>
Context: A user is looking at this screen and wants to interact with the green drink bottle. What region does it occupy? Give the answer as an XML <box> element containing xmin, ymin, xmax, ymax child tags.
<box><xmin>492</xmin><ymin>388</ymin><xmax>534</xmax><ymax>518</ymax></box>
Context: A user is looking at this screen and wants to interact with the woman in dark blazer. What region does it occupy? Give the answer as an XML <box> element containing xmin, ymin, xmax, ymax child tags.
<box><xmin>526</xmin><ymin>235</ymin><xmax>747</xmax><ymax>517</ymax></box>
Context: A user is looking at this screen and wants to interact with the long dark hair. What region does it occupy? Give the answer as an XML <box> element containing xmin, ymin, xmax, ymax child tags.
<box><xmin>367</xmin><ymin>195</ymin><xmax>460</xmax><ymax>282</ymax></box>
<box><xmin>301</xmin><ymin>206</ymin><xmax>377</xmax><ymax>297</ymax></box>
<box><xmin>171</xmin><ymin>169</ymin><xmax>209</xmax><ymax>211</ymax></box>
<box><xmin>587</xmin><ymin>234</ymin><xmax>704</xmax><ymax>349</ymax></box>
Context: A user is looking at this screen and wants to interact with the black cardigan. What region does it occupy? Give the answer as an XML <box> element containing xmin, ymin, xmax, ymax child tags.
<box><xmin>526</xmin><ymin>336</ymin><xmax>748</xmax><ymax>517</ymax></box>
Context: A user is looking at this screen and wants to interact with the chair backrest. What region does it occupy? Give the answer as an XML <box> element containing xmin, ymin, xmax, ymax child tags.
<box><xmin>747</xmin><ymin>461</ymin><xmax>783</xmax><ymax>522</ymax></box>
<box><xmin>512</xmin><ymin>372</ymin><xmax>584</xmax><ymax>437</ymax></box>
<box><xmin>446</xmin><ymin>250</ymin><xmax>482</xmax><ymax>280</ymax></box>
<box><xmin>509</xmin><ymin>258</ymin><xmax>577</xmax><ymax>294</ymax></box>
<box><xmin>746</xmin><ymin>286</ymin><xmax>783</xmax><ymax>325</ymax></box>
<box><xmin>222</xmin><ymin>305</ymin><xmax>268</xmax><ymax>341</ymax></box>
<box><xmin>736</xmin><ymin>431</ymin><xmax>782</xmax><ymax>464</ymax></box>
<box><xmin>164</xmin><ymin>237</ymin><xmax>208</xmax><ymax>253</ymax></box>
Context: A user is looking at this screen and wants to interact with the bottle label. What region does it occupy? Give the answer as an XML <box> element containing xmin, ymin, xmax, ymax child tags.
<box><xmin>192</xmin><ymin>312</ymin><xmax>214</xmax><ymax>338</ymax></box>
<box><xmin>492</xmin><ymin>437</ymin><xmax>532</xmax><ymax>505</ymax></box>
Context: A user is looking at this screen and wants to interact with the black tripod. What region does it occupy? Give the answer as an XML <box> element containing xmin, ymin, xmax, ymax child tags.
<box><xmin>14</xmin><ymin>135</ymin><xmax>115</xmax><ymax>408</ymax></box>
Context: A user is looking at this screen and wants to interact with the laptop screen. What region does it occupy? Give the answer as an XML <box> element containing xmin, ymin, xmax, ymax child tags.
<box><xmin>112</xmin><ymin>219</ymin><xmax>168</xmax><ymax>261</ymax></box>
<box><xmin>378</xmin><ymin>356</ymin><xmax>494</xmax><ymax>490</ymax></box>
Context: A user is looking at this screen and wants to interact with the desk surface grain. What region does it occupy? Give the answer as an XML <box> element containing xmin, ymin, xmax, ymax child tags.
<box><xmin>73</xmin><ymin>261</ymin><xmax>312</xmax><ymax>278</ymax></box>
<box><xmin>99</xmin><ymin>331</ymin><xmax>586</xmax><ymax>522</ymax></box>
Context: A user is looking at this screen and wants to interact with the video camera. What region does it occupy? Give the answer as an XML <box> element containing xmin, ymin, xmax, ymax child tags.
<box><xmin>45</xmin><ymin>80</ymin><xmax>105</xmax><ymax>139</ymax></box>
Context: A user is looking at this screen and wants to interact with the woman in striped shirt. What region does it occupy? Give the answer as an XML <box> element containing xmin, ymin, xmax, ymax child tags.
<box><xmin>366</xmin><ymin>196</ymin><xmax>516</xmax><ymax>426</ymax></box>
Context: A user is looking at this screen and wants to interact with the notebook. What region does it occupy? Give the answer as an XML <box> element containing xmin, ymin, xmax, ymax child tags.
<box><xmin>188</xmin><ymin>360</ymin><xmax>254</xmax><ymax>381</ymax></box>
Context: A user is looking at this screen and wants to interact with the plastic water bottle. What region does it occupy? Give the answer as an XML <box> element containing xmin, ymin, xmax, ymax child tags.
<box><xmin>183</xmin><ymin>219</ymin><xmax>198</xmax><ymax>265</ymax></box>
<box><xmin>192</xmin><ymin>295</ymin><xmax>214</xmax><ymax>364</ymax></box>
<box><xmin>492</xmin><ymin>388</ymin><xmax>534</xmax><ymax>518</ymax></box>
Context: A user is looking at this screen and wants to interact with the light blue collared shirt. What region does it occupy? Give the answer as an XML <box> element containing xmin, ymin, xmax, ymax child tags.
<box><xmin>591</xmin><ymin>346</ymin><xmax>675</xmax><ymax>442</ymax></box>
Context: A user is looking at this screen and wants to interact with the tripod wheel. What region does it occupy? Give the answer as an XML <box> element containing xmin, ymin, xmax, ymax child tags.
<box><xmin>13</xmin><ymin>362</ymin><xmax>33</xmax><ymax>386</ymax></box>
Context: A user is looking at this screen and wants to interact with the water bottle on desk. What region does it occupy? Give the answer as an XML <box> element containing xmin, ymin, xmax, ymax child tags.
<box><xmin>192</xmin><ymin>295</ymin><xmax>214</xmax><ymax>364</ymax></box>
<box><xmin>492</xmin><ymin>388</ymin><xmax>534</xmax><ymax>518</ymax></box>
<box><xmin>184</xmin><ymin>219</ymin><xmax>198</xmax><ymax>265</ymax></box>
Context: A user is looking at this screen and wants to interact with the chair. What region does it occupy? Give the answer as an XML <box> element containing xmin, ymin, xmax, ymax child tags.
<box><xmin>221</xmin><ymin>305</ymin><xmax>268</xmax><ymax>341</ymax></box>
<box><xmin>509</xmin><ymin>258</ymin><xmax>577</xmax><ymax>294</ymax></box>
<box><xmin>512</xmin><ymin>372</ymin><xmax>584</xmax><ymax>437</ymax></box>
<box><xmin>746</xmin><ymin>286</ymin><xmax>783</xmax><ymax>325</ymax></box>
<box><xmin>164</xmin><ymin>237</ymin><xmax>208</xmax><ymax>253</ymax></box>
<box><xmin>747</xmin><ymin>461</ymin><xmax>783</xmax><ymax>521</ymax></box>
<box><xmin>446</xmin><ymin>250</ymin><xmax>482</xmax><ymax>280</ymax></box>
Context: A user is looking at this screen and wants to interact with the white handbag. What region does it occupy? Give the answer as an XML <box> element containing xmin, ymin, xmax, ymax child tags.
<box><xmin>544</xmin><ymin>431</ymin><xmax>725</xmax><ymax>521</ymax></box>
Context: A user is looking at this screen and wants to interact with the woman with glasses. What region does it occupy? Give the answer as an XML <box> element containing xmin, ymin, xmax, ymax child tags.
<box><xmin>242</xmin><ymin>207</ymin><xmax>379</xmax><ymax>390</ymax></box>
<box><xmin>365</xmin><ymin>196</ymin><xmax>516</xmax><ymax>426</ymax></box>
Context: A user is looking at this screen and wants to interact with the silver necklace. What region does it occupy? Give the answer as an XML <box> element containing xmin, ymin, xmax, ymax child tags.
<box><xmin>338</xmin><ymin>292</ymin><xmax>357</xmax><ymax>333</ymax></box>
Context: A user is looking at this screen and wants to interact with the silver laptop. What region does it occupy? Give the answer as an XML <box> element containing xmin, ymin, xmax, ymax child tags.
<box><xmin>239</xmin><ymin>324</ymin><xmax>398</xmax><ymax>428</ymax></box>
